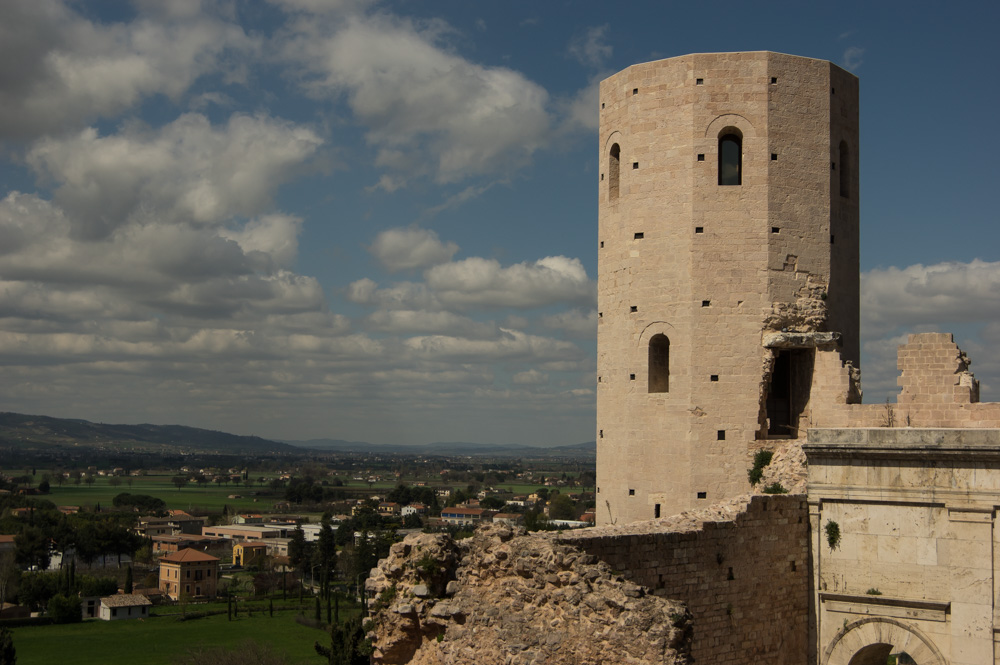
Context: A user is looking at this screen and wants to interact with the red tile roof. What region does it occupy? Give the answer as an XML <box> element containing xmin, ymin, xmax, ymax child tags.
<box><xmin>159</xmin><ymin>548</ymin><xmax>220</xmax><ymax>563</ymax></box>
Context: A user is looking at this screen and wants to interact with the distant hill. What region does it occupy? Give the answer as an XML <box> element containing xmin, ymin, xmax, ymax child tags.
<box><xmin>0</xmin><ymin>412</ymin><xmax>295</xmax><ymax>454</ymax></box>
<box><xmin>287</xmin><ymin>438</ymin><xmax>596</xmax><ymax>457</ymax></box>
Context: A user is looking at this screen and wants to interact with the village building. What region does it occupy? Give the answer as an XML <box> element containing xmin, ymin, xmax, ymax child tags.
<box><xmin>158</xmin><ymin>548</ymin><xmax>220</xmax><ymax>600</ymax></box>
<box><xmin>98</xmin><ymin>594</ymin><xmax>151</xmax><ymax>621</ymax></box>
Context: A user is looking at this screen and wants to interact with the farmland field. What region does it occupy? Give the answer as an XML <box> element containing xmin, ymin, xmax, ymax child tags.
<box><xmin>11</xmin><ymin>602</ymin><xmax>358</xmax><ymax>665</ymax></box>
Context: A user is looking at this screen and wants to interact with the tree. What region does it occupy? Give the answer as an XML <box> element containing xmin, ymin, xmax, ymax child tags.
<box><xmin>0</xmin><ymin>626</ymin><xmax>14</xmax><ymax>665</ymax></box>
<box><xmin>47</xmin><ymin>594</ymin><xmax>82</xmax><ymax>623</ymax></box>
<box><xmin>315</xmin><ymin>615</ymin><xmax>369</xmax><ymax>665</ymax></box>
<box><xmin>0</xmin><ymin>552</ymin><xmax>19</xmax><ymax>607</ymax></box>
<box><xmin>37</xmin><ymin>479</ymin><xmax>50</xmax><ymax>494</ymax></box>
<box><xmin>84</xmin><ymin>475</ymin><xmax>95</xmax><ymax>488</ymax></box>
<box><xmin>172</xmin><ymin>476</ymin><xmax>187</xmax><ymax>491</ymax></box>
<box><xmin>124</xmin><ymin>566</ymin><xmax>133</xmax><ymax>594</ymax></box>
<box><xmin>108</xmin><ymin>477</ymin><xmax>122</xmax><ymax>488</ymax></box>
<box><xmin>548</xmin><ymin>494</ymin><xmax>576</xmax><ymax>520</ymax></box>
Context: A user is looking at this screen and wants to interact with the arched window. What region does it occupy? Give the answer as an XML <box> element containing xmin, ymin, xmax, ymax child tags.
<box><xmin>839</xmin><ymin>140</ymin><xmax>850</xmax><ymax>198</ymax></box>
<box><xmin>608</xmin><ymin>143</ymin><xmax>620</xmax><ymax>201</ymax></box>
<box><xmin>648</xmin><ymin>334</ymin><xmax>670</xmax><ymax>393</ymax></box>
<box><xmin>718</xmin><ymin>131</ymin><xmax>742</xmax><ymax>186</ymax></box>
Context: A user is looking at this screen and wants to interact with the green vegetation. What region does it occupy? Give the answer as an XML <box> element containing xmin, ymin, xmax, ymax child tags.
<box><xmin>865</xmin><ymin>588</ymin><xmax>882</xmax><ymax>596</ymax></box>
<box><xmin>762</xmin><ymin>482</ymin><xmax>788</xmax><ymax>495</ymax></box>
<box><xmin>825</xmin><ymin>520</ymin><xmax>841</xmax><ymax>550</ymax></box>
<box><xmin>747</xmin><ymin>449</ymin><xmax>773</xmax><ymax>486</ymax></box>
<box><xmin>11</xmin><ymin>609</ymin><xmax>327</xmax><ymax>665</ymax></box>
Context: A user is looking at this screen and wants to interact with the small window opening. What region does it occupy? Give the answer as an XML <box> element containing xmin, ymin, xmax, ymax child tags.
<box><xmin>629</xmin><ymin>489</ymin><xmax>635</xmax><ymax>496</ymax></box>
<box><xmin>598</xmin><ymin>376</ymin><xmax>601</xmax><ymax>382</ymax></box>
<box><xmin>600</xmin><ymin>173</ymin><xmax>604</xmax><ymax>181</ymax></box>
<box><xmin>634</xmin><ymin>232</ymin><xmax>644</xmax><ymax>239</ymax></box>
<box><xmin>632</xmin><ymin>88</ymin><xmax>638</xmax><ymax>95</ymax></box>
<box><xmin>601</xmin><ymin>102</ymin><xmax>605</xmax><ymax>109</ymax></box>
<box><xmin>697</xmin><ymin>491</ymin><xmax>707</xmax><ymax>499</ymax></box>
<box><xmin>791</xmin><ymin>561</ymin><xmax>797</xmax><ymax>572</ymax></box>
<box><xmin>648</xmin><ymin>334</ymin><xmax>670</xmax><ymax>393</ymax></box>
<box><xmin>771</xmin><ymin>153</ymin><xmax>778</xmax><ymax>161</ymax></box>
<box><xmin>831</xmin><ymin>162</ymin><xmax>836</xmax><ymax>170</ymax></box>
<box><xmin>654</xmin><ymin>504</ymin><xmax>661</xmax><ymax>518</ymax></box>
<box><xmin>839</xmin><ymin>140</ymin><xmax>850</xmax><ymax>198</ymax></box>
<box><xmin>770</xmin><ymin>77</ymin><xmax>778</xmax><ymax>84</ymax></box>
<box><xmin>718</xmin><ymin>131</ymin><xmax>742</xmax><ymax>185</ymax></box>
<box><xmin>717</xmin><ymin>430</ymin><xmax>725</xmax><ymax>440</ymax></box>
<box><xmin>702</xmin><ymin>300</ymin><xmax>710</xmax><ymax>307</ymax></box>
<box><xmin>599</xmin><ymin>429</ymin><xmax>603</xmax><ymax>438</ymax></box>
<box><xmin>608</xmin><ymin>143</ymin><xmax>621</xmax><ymax>201</ymax></box>
<box><xmin>695</xmin><ymin>226</ymin><xmax>704</xmax><ymax>234</ymax></box>
<box><xmin>696</xmin><ymin>78</ymin><xmax>704</xmax><ymax>85</ymax></box>
<box><xmin>830</xmin><ymin>235</ymin><xmax>835</xmax><ymax>244</ymax></box>
<box><xmin>600</xmin><ymin>241</ymin><xmax>604</xmax><ymax>248</ymax></box>
<box><xmin>629</xmin><ymin>373</ymin><xmax>636</xmax><ymax>381</ymax></box>
<box><xmin>697</xmin><ymin>153</ymin><xmax>705</xmax><ymax>161</ymax></box>
<box><xmin>771</xmin><ymin>227</ymin><xmax>780</xmax><ymax>234</ymax></box>
<box><xmin>632</xmin><ymin>162</ymin><xmax>639</xmax><ymax>169</ymax></box>
<box><xmin>630</xmin><ymin>305</ymin><xmax>638</xmax><ymax>312</ymax></box>
<box><xmin>727</xmin><ymin>567</ymin><xmax>735</xmax><ymax>581</ymax></box>
<box><xmin>831</xmin><ymin>87</ymin><xmax>835</xmax><ymax>94</ymax></box>
<box><xmin>710</xmin><ymin>375</ymin><xmax>719</xmax><ymax>382</ymax></box>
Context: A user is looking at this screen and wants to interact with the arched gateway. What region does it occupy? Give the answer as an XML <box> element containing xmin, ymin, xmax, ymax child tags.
<box><xmin>823</xmin><ymin>618</ymin><xmax>945</xmax><ymax>665</ymax></box>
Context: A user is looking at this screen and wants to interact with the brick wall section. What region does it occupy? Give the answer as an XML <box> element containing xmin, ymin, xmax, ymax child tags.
<box><xmin>558</xmin><ymin>495</ymin><xmax>810</xmax><ymax>665</ymax></box>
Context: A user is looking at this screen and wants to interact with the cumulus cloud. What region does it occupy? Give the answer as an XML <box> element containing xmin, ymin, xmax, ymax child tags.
<box><xmin>512</xmin><ymin>369</ymin><xmax>548</xmax><ymax>385</ymax></box>
<box><xmin>861</xmin><ymin>259</ymin><xmax>1000</xmax><ymax>337</ymax></box>
<box><xmin>541</xmin><ymin>309</ymin><xmax>597</xmax><ymax>338</ymax></box>
<box><xmin>426</xmin><ymin>256</ymin><xmax>595</xmax><ymax>309</ymax></box>
<box><xmin>0</xmin><ymin>0</ymin><xmax>257</xmax><ymax>140</ymax></box>
<box><xmin>369</xmin><ymin>227</ymin><xmax>458</xmax><ymax>272</ymax></box>
<box><xmin>27</xmin><ymin>113</ymin><xmax>322</xmax><ymax>239</ymax></box>
<box><xmin>277</xmin><ymin>12</ymin><xmax>551</xmax><ymax>185</ymax></box>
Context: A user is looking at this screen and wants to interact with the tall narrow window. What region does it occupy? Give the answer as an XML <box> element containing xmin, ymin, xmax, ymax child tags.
<box><xmin>839</xmin><ymin>140</ymin><xmax>850</xmax><ymax>198</ymax></box>
<box><xmin>648</xmin><ymin>334</ymin><xmax>670</xmax><ymax>393</ymax></box>
<box><xmin>609</xmin><ymin>143</ymin><xmax>621</xmax><ymax>201</ymax></box>
<box><xmin>718</xmin><ymin>131</ymin><xmax>742</xmax><ymax>186</ymax></box>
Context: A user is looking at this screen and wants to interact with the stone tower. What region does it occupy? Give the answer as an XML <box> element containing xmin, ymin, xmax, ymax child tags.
<box><xmin>596</xmin><ymin>52</ymin><xmax>859</xmax><ymax>525</ymax></box>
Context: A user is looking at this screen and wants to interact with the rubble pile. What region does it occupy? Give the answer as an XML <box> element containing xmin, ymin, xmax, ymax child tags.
<box><xmin>365</xmin><ymin>524</ymin><xmax>690</xmax><ymax>665</ymax></box>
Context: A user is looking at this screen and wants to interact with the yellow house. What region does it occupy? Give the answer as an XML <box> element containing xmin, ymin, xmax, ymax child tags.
<box><xmin>233</xmin><ymin>541</ymin><xmax>268</xmax><ymax>568</ymax></box>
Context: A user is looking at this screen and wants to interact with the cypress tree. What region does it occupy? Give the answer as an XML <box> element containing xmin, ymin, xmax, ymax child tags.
<box><xmin>0</xmin><ymin>626</ymin><xmax>13</xmax><ymax>665</ymax></box>
<box><xmin>124</xmin><ymin>566</ymin><xmax>133</xmax><ymax>594</ymax></box>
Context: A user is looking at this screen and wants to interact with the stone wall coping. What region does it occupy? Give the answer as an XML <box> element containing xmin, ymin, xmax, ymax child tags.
<box><xmin>819</xmin><ymin>592</ymin><xmax>950</xmax><ymax>614</ymax></box>
<box><xmin>805</xmin><ymin>428</ymin><xmax>1000</xmax><ymax>461</ymax></box>
<box><xmin>763</xmin><ymin>331</ymin><xmax>841</xmax><ymax>349</ymax></box>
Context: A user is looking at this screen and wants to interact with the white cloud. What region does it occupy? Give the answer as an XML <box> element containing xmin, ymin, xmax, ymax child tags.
<box><xmin>369</xmin><ymin>227</ymin><xmax>458</xmax><ymax>272</ymax></box>
<box><xmin>27</xmin><ymin>113</ymin><xmax>322</xmax><ymax>239</ymax></box>
<box><xmin>541</xmin><ymin>309</ymin><xmax>597</xmax><ymax>338</ymax></box>
<box><xmin>0</xmin><ymin>1</ymin><xmax>258</xmax><ymax>139</ymax></box>
<box><xmin>512</xmin><ymin>369</ymin><xmax>548</xmax><ymax>385</ymax></box>
<box><xmin>567</xmin><ymin>25</ymin><xmax>612</xmax><ymax>68</ymax></box>
<box><xmin>278</xmin><ymin>12</ymin><xmax>551</xmax><ymax>185</ymax></box>
<box><xmin>425</xmin><ymin>256</ymin><xmax>595</xmax><ymax>309</ymax></box>
<box><xmin>842</xmin><ymin>46</ymin><xmax>864</xmax><ymax>71</ymax></box>
<box><xmin>404</xmin><ymin>328</ymin><xmax>581</xmax><ymax>362</ymax></box>
<box><xmin>861</xmin><ymin>259</ymin><xmax>1000</xmax><ymax>337</ymax></box>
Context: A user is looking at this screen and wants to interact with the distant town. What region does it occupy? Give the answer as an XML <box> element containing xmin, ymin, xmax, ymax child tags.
<box><xmin>0</xmin><ymin>410</ymin><xmax>596</xmax><ymax>663</ymax></box>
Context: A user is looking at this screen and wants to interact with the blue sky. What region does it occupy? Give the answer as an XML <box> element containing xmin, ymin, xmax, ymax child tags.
<box><xmin>1</xmin><ymin>0</ymin><xmax>998</xmax><ymax>446</ymax></box>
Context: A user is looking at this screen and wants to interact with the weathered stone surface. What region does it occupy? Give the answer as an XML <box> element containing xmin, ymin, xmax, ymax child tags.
<box><xmin>366</xmin><ymin>525</ymin><xmax>689</xmax><ymax>665</ymax></box>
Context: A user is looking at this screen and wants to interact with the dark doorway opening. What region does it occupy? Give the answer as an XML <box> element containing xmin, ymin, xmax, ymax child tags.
<box><xmin>766</xmin><ymin>349</ymin><xmax>814</xmax><ymax>438</ymax></box>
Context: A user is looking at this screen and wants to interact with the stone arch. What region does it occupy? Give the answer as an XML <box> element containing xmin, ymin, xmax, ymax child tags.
<box><xmin>823</xmin><ymin>617</ymin><xmax>946</xmax><ymax>665</ymax></box>
<box><xmin>603</xmin><ymin>131</ymin><xmax>624</xmax><ymax>203</ymax></box>
<box><xmin>704</xmin><ymin>113</ymin><xmax>756</xmax><ymax>139</ymax></box>
<box><xmin>638</xmin><ymin>322</ymin><xmax>676</xmax><ymax>394</ymax></box>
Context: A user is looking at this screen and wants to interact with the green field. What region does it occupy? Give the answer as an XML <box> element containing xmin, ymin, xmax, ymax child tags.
<box><xmin>23</xmin><ymin>474</ymin><xmax>279</xmax><ymax>513</ymax></box>
<box><xmin>11</xmin><ymin>604</ymin><xmax>355</xmax><ymax>664</ymax></box>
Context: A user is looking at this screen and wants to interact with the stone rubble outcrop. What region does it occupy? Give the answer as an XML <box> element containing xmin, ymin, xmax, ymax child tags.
<box><xmin>365</xmin><ymin>524</ymin><xmax>690</xmax><ymax>665</ymax></box>
<box><xmin>753</xmin><ymin>438</ymin><xmax>807</xmax><ymax>495</ymax></box>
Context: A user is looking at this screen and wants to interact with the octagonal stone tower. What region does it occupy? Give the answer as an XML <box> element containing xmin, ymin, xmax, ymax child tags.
<box><xmin>596</xmin><ymin>52</ymin><xmax>859</xmax><ymax>525</ymax></box>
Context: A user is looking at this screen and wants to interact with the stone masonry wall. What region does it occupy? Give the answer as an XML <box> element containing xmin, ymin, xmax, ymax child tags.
<box><xmin>557</xmin><ymin>494</ymin><xmax>810</xmax><ymax>665</ymax></box>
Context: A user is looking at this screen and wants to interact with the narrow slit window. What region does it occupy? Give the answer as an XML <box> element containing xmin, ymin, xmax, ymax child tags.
<box><xmin>608</xmin><ymin>143</ymin><xmax>621</xmax><ymax>201</ymax></box>
<box><xmin>718</xmin><ymin>131</ymin><xmax>742</xmax><ymax>185</ymax></box>
<box><xmin>648</xmin><ymin>334</ymin><xmax>670</xmax><ymax>393</ymax></box>
<box><xmin>839</xmin><ymin>140</ymin><xmax>850</xmax><ymax>198</ymax></box>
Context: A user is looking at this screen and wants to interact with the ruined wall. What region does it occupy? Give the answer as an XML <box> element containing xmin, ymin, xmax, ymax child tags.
<box><xmin>558</xmin><ymin>494</ymin><xmax>810</xmax><ymax>665</ymax></box>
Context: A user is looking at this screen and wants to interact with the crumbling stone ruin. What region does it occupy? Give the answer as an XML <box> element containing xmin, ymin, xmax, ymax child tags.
<box><xmin>366</xmin><ymin>51</ymin><xmax>1000</xmax><ymax>665</ymax></box>
<box><xmin>365</xmin><ymin>525</ymin><xmax>689</xmax><ymax>665</ymax></box>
